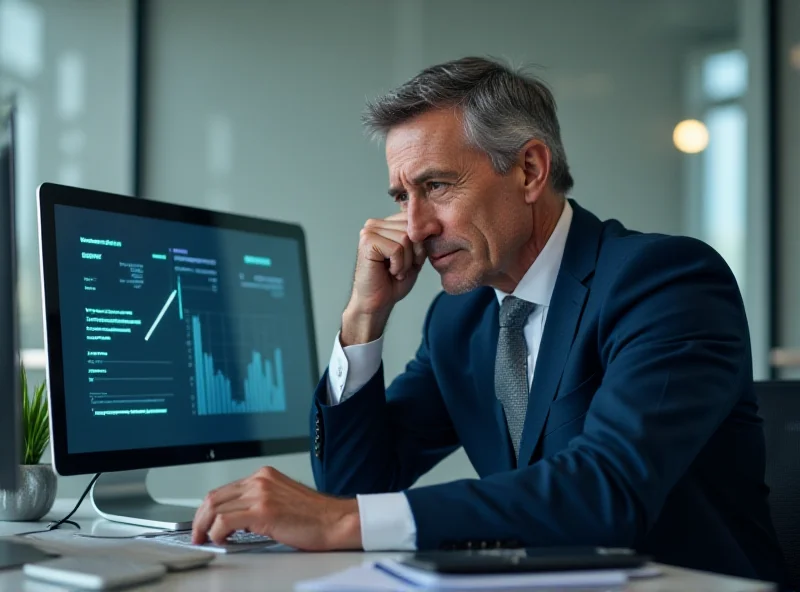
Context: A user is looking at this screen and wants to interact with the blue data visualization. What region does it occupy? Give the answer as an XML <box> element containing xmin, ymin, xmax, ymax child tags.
<box><xmin>192</xmin><ymin>314</ymin><xmax>286</xmax><ymax>415</ymax></box>
<box><xmin>52</xmin><ymin>203</ymin><xmax>316</xmax><ymax>455</ymax></box>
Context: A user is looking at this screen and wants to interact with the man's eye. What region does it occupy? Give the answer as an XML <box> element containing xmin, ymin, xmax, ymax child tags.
<box><xmin>428</xmin><ymin>182</ymin><xmax>448</xmax><ymax>192</ymax></box>
<box><xmin>394</xmin><ymin>192</ymin><xmax>409</xmax><ymax>203</ymax></box>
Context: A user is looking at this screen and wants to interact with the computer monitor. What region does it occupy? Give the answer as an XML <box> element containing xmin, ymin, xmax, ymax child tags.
<box><xmin>37</xmin><ymin>182</ymin><xmax>319</xmax><ymax>529</ymax></box>
<box><xmin>0</xmin><ymin>99</ymin><xmax>21</xmax><ymax>491</ymax></box>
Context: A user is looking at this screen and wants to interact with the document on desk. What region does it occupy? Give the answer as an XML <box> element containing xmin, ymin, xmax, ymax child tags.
<box><xmin>294</xmin><ymin>558</ymin><xmax>631</xmax><ymax>591</ymax></box>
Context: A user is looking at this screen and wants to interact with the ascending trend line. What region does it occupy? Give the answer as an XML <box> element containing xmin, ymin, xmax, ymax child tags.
<box><xmin>178</xmin><ymin>275</ymin><xmax>183</xmax><ymax>320</ymax></box>
<box><xmin>144</xmin><ymin>289</ymin><xmax>177</xmax><ymax>341</ymax></box>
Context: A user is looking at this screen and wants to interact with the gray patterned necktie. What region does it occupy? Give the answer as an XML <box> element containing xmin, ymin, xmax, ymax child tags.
<box><xmin>495</xmin><ymin>295</ymin><xmax>536</xmax><ymax>460</ymax></box>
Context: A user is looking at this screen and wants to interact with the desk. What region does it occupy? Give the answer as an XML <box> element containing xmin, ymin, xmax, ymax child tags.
<box><xmin>0</xmin><ymin>499</ymin><xmax>778</xmax><ymax>591</ymax></box>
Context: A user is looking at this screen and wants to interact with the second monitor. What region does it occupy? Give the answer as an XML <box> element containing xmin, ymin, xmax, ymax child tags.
<box><xmin>38</xmin><ymin>182</ymin><xmax>319</xmax><ymax>529</ymax></box>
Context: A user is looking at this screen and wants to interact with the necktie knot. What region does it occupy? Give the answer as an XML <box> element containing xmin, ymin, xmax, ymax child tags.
<box><xmin>499</xmin><ymin>296</ymin><xmax>536</xmax><ymax>329</ymax></box>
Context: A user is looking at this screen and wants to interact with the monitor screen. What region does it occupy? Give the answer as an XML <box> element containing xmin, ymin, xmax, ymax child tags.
<box><xmin>0</xmin><ymin>101</ymin><xmax>20</xmax><ymax>489</ymax></box>
<box><xmin>38</xmin><ymin>183</ymin><xmax>318</xmax><ymax>475</ymax></box>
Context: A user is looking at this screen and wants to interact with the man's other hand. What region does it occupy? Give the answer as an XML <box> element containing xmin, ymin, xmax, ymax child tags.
<box><xmin>191</xmin><ymin>466</ymin><xmax>361</xmax><ymax>551</ymax></box>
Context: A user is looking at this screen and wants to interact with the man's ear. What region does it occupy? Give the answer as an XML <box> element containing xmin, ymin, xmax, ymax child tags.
<box><xmin>518</xmin><ymin>139</ymin><xmax>551</xmax><ymax>205</ymax></box>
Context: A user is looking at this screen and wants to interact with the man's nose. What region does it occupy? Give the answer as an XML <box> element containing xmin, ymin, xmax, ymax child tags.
<box><xmin>406</xmin><ymin>197</ymin><xmax>441</xmax><ymax>244</ymax></box>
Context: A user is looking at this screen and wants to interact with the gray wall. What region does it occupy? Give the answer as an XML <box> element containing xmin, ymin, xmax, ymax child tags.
<box><xmin>0</xmin><ymin>0</ymin><xmax>135</xmax><ymax>495</ymax></box>
<box><xmin>741</xmin><ymin>0</ymin><xmax>771</xmax><ymax>381</ymax></box>
<box><xmin>0</xmin><ymin>0</ymin><xmax>135</xmax><ymax>349</ymax></box>
<box><xmin>55</xmin><ymin>0</ymin><xmax>741</xmax><ymax>499</ymax></box>
<box><xmin>778</xmin><ymin>0</ymin><xmax>800</xmax><ymax>378</ymax></box>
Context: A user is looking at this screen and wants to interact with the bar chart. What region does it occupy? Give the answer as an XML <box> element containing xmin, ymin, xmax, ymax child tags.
<box><xmin>191</xmin><ymin>314</ymin><xmax>286</xmax><ymax>415</ymax></box>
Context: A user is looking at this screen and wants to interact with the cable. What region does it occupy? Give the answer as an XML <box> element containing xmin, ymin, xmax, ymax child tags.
<box><xmin>47</xmin><ymin>473</ymin><xmax>101</xmax><ymax>531</ymax></box>
<box><xmin>15</xmin><ymin>473</ymin><xmax>102</xmax><ymax>537</ymax></box>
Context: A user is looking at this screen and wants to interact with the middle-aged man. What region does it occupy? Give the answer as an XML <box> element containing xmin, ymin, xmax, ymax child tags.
<box><xmin>192</xmin><ymin>56</ymin><xmax>785</xmax><ymax>583</ymax></box>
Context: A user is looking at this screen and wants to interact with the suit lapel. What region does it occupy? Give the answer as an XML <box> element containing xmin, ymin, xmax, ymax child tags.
<box><xmin>515</xmin><ymin>200</ymin><xmax>603</xmax><ymax>466</ymax></box>
<box><xmin>469</xmin><ymin>294</ymin><xmax>516</xmax><ymax>472</ymax></box>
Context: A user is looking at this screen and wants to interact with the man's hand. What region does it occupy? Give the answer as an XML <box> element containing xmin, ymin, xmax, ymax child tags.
<box><xmin>191</xmin><ymin>466</ymin><xmax>361</xmax><ymax>551</ymax></box>
<box><xmin>342</xmin><ymin>212</ymin><xmax>427</xmax><ymax>345</ymax></box>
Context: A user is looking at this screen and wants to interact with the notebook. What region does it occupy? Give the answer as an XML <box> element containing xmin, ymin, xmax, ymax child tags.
<box><xmin>293</xmin><ymin>558</ymin><xmax>660</xmax><ymax>591</ymax></box>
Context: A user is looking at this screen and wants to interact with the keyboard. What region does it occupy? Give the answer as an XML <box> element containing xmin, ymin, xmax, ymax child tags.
<box><xmin>21</xmin><ymin>531</ymin><xmax>216</xmax><ymax>571</ymax></box>
<box><xmin>143</xmin><ymin>530</ymin><xmax>277</xmax><ymax>554</ymax></box>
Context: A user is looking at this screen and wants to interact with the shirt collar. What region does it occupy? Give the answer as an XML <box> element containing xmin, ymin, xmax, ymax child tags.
<box><xmin>494</xmin><ymin>199</ymin><xmax>573</xmax><ymax>307</ymax></box>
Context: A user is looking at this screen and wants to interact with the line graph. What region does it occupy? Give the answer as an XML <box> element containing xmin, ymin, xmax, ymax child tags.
<box><xmin>144</xmin><ymin>288</ymin><xmax>177</xmax><ymax>341</ymax></box>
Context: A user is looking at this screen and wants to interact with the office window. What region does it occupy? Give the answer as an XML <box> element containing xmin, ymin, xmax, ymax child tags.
<box><xmin>701</xmin><ymin>108</ymin><xmax>747</xmax><ymax>290</ymax></box>
<box><xmin>703</xmin><ymin>49</ymin><xmax>748</xmax><ymax>101</ymax></box>
<box><xmin>680</xmin><ymin>17</ymin><xmax>770</xmax><ymax>378</ymax></box>
<box><xmin>700</xmin><ymin>49</ymin><xmax>748</xmax><ymax>289</ymax></box>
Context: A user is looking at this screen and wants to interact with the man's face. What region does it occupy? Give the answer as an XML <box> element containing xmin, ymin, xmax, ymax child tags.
<box><xmin>385</xmin><ymin>108</ymin><xmax>534</xmax><ymax>294</ymax></box>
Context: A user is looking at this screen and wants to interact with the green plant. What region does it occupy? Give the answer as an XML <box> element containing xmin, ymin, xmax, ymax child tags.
<box><xmin>20</xmin><ymin>365</ymin><xmax>49</xmax><ymax>465</ymax></box>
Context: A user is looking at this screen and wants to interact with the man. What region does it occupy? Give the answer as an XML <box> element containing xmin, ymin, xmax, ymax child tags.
<box><xmin>192</xmin><ymin>56</ymin><xmax>785</xmax><ymax>582</ymax></box>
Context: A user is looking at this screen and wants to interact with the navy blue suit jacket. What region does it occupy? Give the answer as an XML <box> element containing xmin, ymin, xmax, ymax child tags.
<box><xmin>310</xmin><ymin>200</ymin><xmax>785</xmax><ymax>583</ymax></box>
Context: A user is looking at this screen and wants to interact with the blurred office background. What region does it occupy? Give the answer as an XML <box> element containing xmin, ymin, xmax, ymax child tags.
<box><xmin>1</xmin><ymin>0</ymin><xmax>798</xmax><ymax>499</ymax></box>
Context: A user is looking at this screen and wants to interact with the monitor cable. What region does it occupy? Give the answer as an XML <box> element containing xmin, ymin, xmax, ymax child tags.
<box><xmin>14</xmin><ymin>472</ymin><xmax>101</xmax><ymax>537</ymax></box>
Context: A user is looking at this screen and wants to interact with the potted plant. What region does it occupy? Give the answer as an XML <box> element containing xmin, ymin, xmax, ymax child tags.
<box><xmin>0</xmin><ymin>365</ymin><xmax>57</xmax><ymax>521</ymax></box>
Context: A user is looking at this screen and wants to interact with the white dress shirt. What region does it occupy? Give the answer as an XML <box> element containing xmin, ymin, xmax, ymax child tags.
<box><xmin>326</xmin><ymin>200</ymin><xmax>574</xmax><ymax>551</ymax></box>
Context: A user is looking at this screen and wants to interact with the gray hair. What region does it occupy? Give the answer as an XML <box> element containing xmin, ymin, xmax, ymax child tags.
<box><xmin>362</xmin><ymin>56</ymin><xmax>574</xmax><ymax>194</ymax></box>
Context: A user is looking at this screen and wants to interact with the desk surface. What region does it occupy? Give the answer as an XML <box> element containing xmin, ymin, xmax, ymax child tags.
<box><xmin>0</xmin><ymin>499</ymin><xmax>778</xmax><ymax>591</ymax></box>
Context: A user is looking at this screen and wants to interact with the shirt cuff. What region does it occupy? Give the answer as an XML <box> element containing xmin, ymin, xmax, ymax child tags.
<box><xmin>326</xmin><ymin>330</ymin><xmax>384</xmax><ymax>405</ymax></box>
<box><xmin>356</xmin><ymin>492</ymin><xmax>417</xmax><ymax>551</ymax></box>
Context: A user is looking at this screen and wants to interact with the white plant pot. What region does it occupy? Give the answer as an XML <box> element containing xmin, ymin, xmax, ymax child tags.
<box><xmin>0</xmin><ymin>464</ymin><xmax>57</xmax><ymax>521</ymax></box>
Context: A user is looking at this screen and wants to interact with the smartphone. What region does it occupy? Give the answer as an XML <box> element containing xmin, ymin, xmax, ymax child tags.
<box><xmin>23</xmin><ymin>556</ymin><xmax>166</xmax><ymax>590</ymax></box>
<box><xmin>400</xmin><ymin>546</ymin><xmax>650</xmax><ymax>574</ymax></box>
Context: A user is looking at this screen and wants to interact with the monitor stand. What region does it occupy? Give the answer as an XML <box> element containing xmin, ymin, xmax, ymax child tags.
<box><xmin>90</xmin><ymin>469</ymin><xmax>197</xmax><ymax>530</ymax></box>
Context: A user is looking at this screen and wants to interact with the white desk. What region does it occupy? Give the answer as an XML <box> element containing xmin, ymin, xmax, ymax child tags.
<box><xmin>0</xmin><ymin>499</ymin><xmax>778</xmax><ymax>591</ymax></box>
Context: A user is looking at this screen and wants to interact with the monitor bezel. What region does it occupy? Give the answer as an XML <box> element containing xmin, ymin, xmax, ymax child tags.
<box><xmin>37</xmin><ymin>182</ymin><xmax>318</xmax><ymax>476</ymax></box>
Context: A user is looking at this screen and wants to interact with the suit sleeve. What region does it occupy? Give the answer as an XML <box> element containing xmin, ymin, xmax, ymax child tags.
<box><xmin>404</xmin><ymin>237</ymin><xmax>751</xmax><ymax>550</ymax></box>
<box><xmin>310</xmin><ymin>292</ymin><xmax>460</xmax><ymax>495</ymax></box>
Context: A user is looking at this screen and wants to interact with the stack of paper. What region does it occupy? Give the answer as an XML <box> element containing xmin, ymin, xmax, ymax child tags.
<box><xmin>294</xmin><ymin>558</ymin><xmax>632</xmax><ymax>591</ymax></box>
